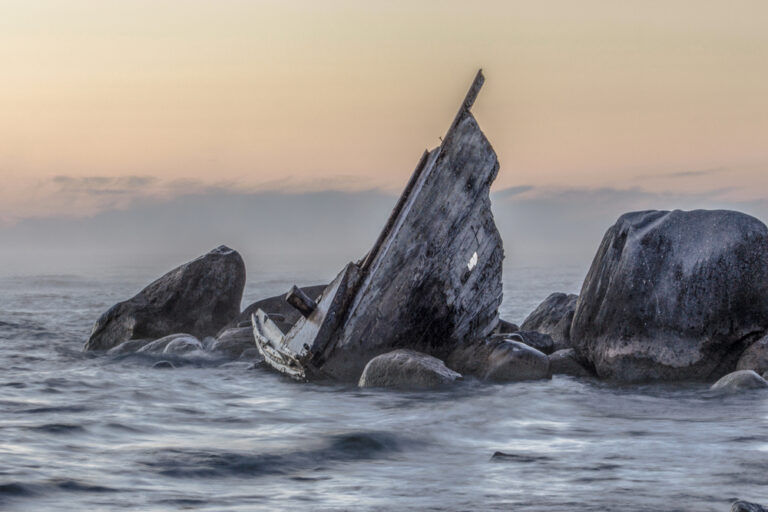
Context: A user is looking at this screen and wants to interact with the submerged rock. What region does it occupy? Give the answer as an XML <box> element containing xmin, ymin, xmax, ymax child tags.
<box><xmin>549</xmin><ymin>348</ymin><xmax>592</xmax><ymax>377</ymax></box>
<box><xmin>163</xmin><ymin>337</ymin><xmax>204</xmax><ymax>355</ymax></box>
<box><xmin>210</xmin><ymin>327</ymin><xmax>258</xmax><ymax>360</ymax></box>
<box><xmin>447</xmin><ymin>339</ymin><xmax>551</xmax><ymax>382</ymax></box>
<box><xmin>732</xmin><ymin>501</ymin><xmax>768</xmax><ymax>512</ymax></box>
<box><xmin>84</xmin><ymin>246</ymin><xmax>246</xmax><ymax>351</ymax></box>
<box><xmin>710</xmin><ymin>370</ymin><xmax>768</xmax><ymax>392</ymax></box>
<box><xmin>571</xmin><ymin>210</ymin><xmax>768</xmax><ymax>382</ymax></box>
<box><xmin>737</xmin><ymin>334</ymin><xmax>768</xmax><ymax>375</ymax></box>
<box><xmin>107</xmin><ymin>338</ymin><xmax>153</xmax><ymax>355</ymax></box>
<box><xmin>358</xmin><ymin>350</ymin><xmax>462</xmax><ymax>390</ymax></box>
<box><xmin>152</xmin><ymin>360</ymin><xmax>175</xmax><ymax>369</ymax></box>
<box><xmin>520</xmin><ymin>293</ymin><xmax>578</xmax><ymax>351</ymax></box>
<box><xmin>137</xmin><ymin>333</ymin><xmax>200</xmax><ymax>355</ymax></box>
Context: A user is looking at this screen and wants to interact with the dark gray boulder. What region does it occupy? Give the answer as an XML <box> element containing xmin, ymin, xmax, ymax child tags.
<box><xmin>210</xmin><ymin>327</ymin><xmax>258</xmax><ymax>360</ymax></box>
<box><xmin>710</xmin><ymin>370</ymin><xmax>768</xmax><ymax>392</ymax></box>
<box><xmin>732</xmin><ymin>501</ymin><xmax>768</xmax><ymax>512</ymax></box>
<box><xmin>84</xmin><ymin>246</ymin><xmax>245</xmax><ymax>351</ymax></box>
<box><xmin>737</xmin><ymin>334</ymin><xmax>768</xmax><ymax>375</ymax></box>
<box><xmin>447</xmin><ymin>339</ymin><xmax>551</xmax><ymax>382</ymax></box>
<box><xmin>571</xmin><ymin>210</ymin><xmax>768</xmax><ymax>382</ymax></box>
<box><xmin>358</xmin><ymin>349</ymin><xmax>461</xmax><ymax>390</ymax></box>
<box><xmin>521</xmin><ymin>293</ymin><xmax>578</xmax><ymax>351</ymax></box>
<box><xmin>224</xmin><ymin>284</ymin><xmax>326</xmax><ymax>335</ymax></box>
<box><xmin>549</xmin><ymin>348</ymin><xmax>592</xmax><ymax>377</ymax></box>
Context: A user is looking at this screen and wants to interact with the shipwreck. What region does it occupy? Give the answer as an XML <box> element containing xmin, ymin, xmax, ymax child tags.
<box><xmin>253</xmin><ymin>70</ymin><xmax>504</xmax><ymax>382</ymax></box>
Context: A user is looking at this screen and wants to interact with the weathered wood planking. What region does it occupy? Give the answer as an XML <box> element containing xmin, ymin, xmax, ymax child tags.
<box><xmin>254</xmin><ymin>70</ymin><xmax>504</xmax><ymax>382</ymax></box>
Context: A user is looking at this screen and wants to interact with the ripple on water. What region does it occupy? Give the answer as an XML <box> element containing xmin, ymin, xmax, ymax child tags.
<box><xmin>27</xmin><ymin>423</ymin><xmax>86</xmax><ymax>435</ymax></box>
<box><xmin>143</xmin><ymin>431</ymin><xmax>410</xmax><ymax>479</ymax></box>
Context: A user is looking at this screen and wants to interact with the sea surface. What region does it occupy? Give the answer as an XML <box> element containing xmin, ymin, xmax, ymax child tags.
<box><xmin>1</xmin><ymin>265</ymin><xmax>767</xmax><ymax>511</ymax></box>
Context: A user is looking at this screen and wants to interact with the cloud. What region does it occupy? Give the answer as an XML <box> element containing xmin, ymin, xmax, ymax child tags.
<box><xmin>495</xmin><ymin>185</ymin><xmax>534</xmax><ymax>198</ymax></box>
<box><xmin>52</xmin><ymin>175</ymin><xmax>158</xmax><ymax>193</ymax></box>
<box><xmin>634</xmin><ymin>167</ymin><xmax>727</xmax><ymax>180</ymax></box>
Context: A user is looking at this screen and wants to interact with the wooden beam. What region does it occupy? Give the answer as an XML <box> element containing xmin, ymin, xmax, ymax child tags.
<box><xmin>285</xmin><ymin>285</ymin><xmax>317</xmax><ymax>318</ymax></box>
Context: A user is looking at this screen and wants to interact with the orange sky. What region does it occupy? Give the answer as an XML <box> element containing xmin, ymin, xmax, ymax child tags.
<box><xmin>1</xmin><ymin>0</ymin><xmax>767</xmax><ymax>222</ymax></box>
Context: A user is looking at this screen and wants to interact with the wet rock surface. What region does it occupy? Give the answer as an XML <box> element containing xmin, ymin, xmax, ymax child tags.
<box><xmin>710</xmin><ymin>370</ymin><xmax>768</xmax><ymax>392</ymax></box>
<box><xmin>571</xmin><ymin>209</ymin><xmax>768</xmax><ymax>382</ymax></box>
<box><xmin>358</xmin><ymin>350</ymin><xmax>462</xmax><ymax>390</ymax></box>
<box><xmin>520</xmin><ymin>292</ymin><xmax>578</xmax><ymax>351</ymax></box>
<box><xmin>137</xmin><ymin>333</ymin><xmax>202</xmax><ymax>355</ymax></box>
<box><xmin>447</xmin><ymin>339</ymin><xmax>551</xmax><ymax>382</ymax></box>
<box><xmin>84</xmin><ymin>246</ymin><xmax>246</xmax><ymax>351</ymax></box>
<box><xmin>107</xmin><ymin>338</ymin><xmax>153</xmax><ymax>355</ymax></box>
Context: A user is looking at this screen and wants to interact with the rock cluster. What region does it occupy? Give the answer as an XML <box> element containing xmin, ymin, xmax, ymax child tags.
<box><xmin>85</xmin><ymin>208</ymin><xmax>768</xmax><ymax>390</ymax></box>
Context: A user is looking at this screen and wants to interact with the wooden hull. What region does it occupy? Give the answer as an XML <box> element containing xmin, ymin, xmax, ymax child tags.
<box><xmin>255</xmin><ymin>70</ymin><xmax>504</xmax><ymax>382</ymax></box>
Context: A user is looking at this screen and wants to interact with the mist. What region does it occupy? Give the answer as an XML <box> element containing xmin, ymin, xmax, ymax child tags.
<box><xmin>2</xmin><ymin>186</ymin><xmax>766</xmax><ymax>282</ymax></box>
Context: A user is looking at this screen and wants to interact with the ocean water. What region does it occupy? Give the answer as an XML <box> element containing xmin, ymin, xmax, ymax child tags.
<box><xmin>1</xmin><ymin>265</ymin><xmax>767</xmax><ymax>512</ymax></box>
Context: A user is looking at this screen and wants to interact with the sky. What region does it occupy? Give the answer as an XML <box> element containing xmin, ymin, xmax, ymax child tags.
<box><xmin>1</xmin><ymin>1</ymin><xmax>767</xmax><ymax>275</ymax></box>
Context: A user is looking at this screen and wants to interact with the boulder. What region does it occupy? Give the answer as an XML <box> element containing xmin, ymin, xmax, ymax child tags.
<box><xmin>84</xmin><ymin>246</ymin><xmax>246</xmax><ymax>351</ymax></box>
<box><xmin>549</xmin><ymin>348</ymin><xmax>592</xmax><ymax>377</ymax></box>
<box><xmin>737</xmin><ymin>334</ymin><xmax>768</xmax><ymax>375</ymax></box>
<box><xmin>358</xmin><ymin>350</ymin><xmax>462</xmax><ymax>390</ymax></box>
<box><xmin>521</xmin><ymin>293</ymin><xmax>578</xmax><ymax>351</ymax></box>
<box><xmin>224</xmin><ymin>284</ymin><xmax>327</xmax><ymax>334</ymax></box>
<box><xmin>571</xmin><ymin>210</ymin><xmax>768</xmax><ymax>382</ymax></box>
<box><xmin>137</xmin><ymin>333</ymin><xmax>200</xmax><ymax>355</ymax></box>
<box><xmin>732</xmin><ymin>501</ymin><xmax>768</xmax><ymax>512</ymax></box>
<box><xmin>710</xmin><ymin>370</ymin><xmax>768</xmax><ymax>392</ymax></box>
<box><xmin>210</xmin><ymin>327</ymin><xmax>258</xmax><ymax>360</ymax></box>
<box><xmin>447</xmin><ymin>339</ymin><xmax>551</xmax><ymax>382</ymax></box>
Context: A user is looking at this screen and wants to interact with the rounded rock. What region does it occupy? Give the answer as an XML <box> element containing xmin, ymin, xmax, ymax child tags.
<box><xmin>711</xmin><ymin>370</ymin><xmax>768</xmax><ymax>392</ymax></box>
<box><xmin>358</xmin><ymin>349</ymin><xmax>462</xmax><ymax>390</ymax></box>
